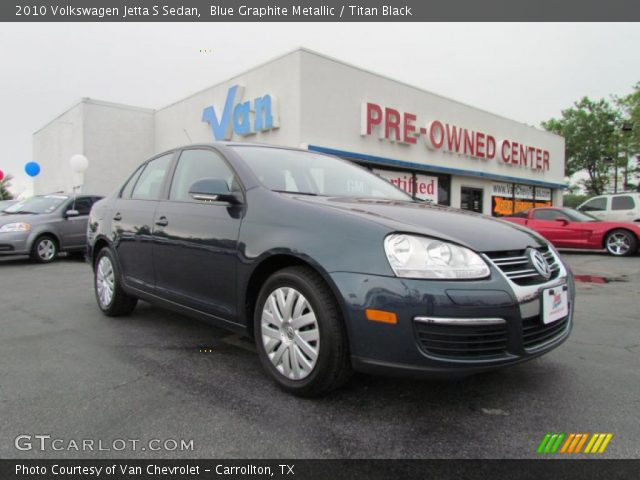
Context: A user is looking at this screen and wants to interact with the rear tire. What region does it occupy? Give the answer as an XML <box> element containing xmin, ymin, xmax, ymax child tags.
<box><xmin>30</xmin><ymin>235</ymin><xmax>58</xmax><ymax>263</ymax></box>
<box><xmin>605</xmin><ymin>229</ymin><xmax>637</xmax><ymax>257</ymax></box>
<box><xmin>94</xmin><ymin>247</ymin><xmax>138</xmax><ymax>316</ymax></box>
<box><xmin>254</xmin><ymin>266</ymin><xmax>352</xmax><ymax>397</ymax></box>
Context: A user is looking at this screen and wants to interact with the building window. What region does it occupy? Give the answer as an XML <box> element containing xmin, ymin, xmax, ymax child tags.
<box><xmin>461</xmin><ymin>187</ymin><xmax>483</xmax><ymax>213</ymax></box>
<box><xmin>491</xmin><ymin>182</ymin><xmax>552</xmax><ymax>217</ymax></box>
<box><xmin>370</xmin><ymin>167</ymin><xmax>450</xmax><ymax>205</ymax></box>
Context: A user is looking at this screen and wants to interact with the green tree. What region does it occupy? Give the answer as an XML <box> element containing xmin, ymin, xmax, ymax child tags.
<box><xmin>615</xmin><ymin>82</ymin><xmax>640</xmax><ymax>191</ymax></box>
<box><xmin>542</xmin><ymin>97</ymin><xmax>621</xmax><ymax>195</ymax></box>
<box><xmin>0</xmin><ymin>174</ymin><xmax>13</xmax><ymax>200</ymax></box>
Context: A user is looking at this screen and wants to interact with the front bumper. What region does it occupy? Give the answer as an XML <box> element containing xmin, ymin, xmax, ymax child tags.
<box><xmin>330</xmin><ymin>252</ymin><xmax>575</xmax><ymax>378</ymax></box>
<box><xmin>0</xmin><ymin>232</ymin><xmax>30</xmax><ymax>255</ymax></box>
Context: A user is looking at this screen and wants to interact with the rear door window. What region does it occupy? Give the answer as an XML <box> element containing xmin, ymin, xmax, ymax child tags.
<box><xmin>611</xmin><ymin>195</ymin><xmax>635</xmax><ymax>211</ymax></box>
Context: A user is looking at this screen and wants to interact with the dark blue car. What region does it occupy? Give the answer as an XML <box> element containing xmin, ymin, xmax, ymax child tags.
<box><xmin>87</xmin><ymin>143</ymin><xmax>574</xmax><ymax>396</ymax></box>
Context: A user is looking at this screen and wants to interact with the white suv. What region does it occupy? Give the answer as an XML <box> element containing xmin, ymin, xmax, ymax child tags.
<box><xmin>577</xmin><ymin>193</ymin><xmax>640</xmax><ymax>222</ymax></box>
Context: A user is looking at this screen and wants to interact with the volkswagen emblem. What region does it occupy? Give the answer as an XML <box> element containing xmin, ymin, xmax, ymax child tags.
<box><xmin>528</xmin><ymin>248</ymin><xmax>551</xmax><ymax>279</ymax></box>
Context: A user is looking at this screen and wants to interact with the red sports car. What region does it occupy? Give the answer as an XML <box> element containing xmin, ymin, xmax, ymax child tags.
<box><xmin>503</xmin><ymin>207</ymin><xmax>640</xmax><ymax>256</ymax></box>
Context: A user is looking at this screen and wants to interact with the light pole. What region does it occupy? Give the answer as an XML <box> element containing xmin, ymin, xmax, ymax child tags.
<box><xmin>620</xmin><ymin>123</ymin><xmax>633</xmax><ymax>192</ymax></box>
<box><xmin>607</xmin><ymin>122</ymin><xmax>633</xmax><ymax>194</ymax></box>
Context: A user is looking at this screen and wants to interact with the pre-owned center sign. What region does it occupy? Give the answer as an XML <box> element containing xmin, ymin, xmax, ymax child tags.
<box><xmin>361</xmin><ymin>102</ymin><xmax>550</xmax><ymax>172</ymax></box>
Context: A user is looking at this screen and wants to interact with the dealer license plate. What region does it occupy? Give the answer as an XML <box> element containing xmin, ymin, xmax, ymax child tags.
<box><xmin>542</xmin><ymin>286</ymin><xmax>569</xmax><ymax>324</ymax></box>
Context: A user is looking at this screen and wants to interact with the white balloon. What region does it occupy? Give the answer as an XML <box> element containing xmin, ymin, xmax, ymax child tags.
<box><xmin>69</xmin><ymin>154</ymin><xmax>89</xmax><ymax>173</ymax></box>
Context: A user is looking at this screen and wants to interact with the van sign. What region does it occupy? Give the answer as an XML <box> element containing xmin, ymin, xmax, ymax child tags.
<box><xmin>202</xmin><ymin>85</ymin><xmax>279</xmax><ymax>140</ymax></box>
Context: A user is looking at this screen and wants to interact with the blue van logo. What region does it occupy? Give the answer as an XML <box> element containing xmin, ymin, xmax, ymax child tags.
<box><xmin>202</xmin><ymin>85</ymin><xmax>279</xmax><ymax>140</ymax></box>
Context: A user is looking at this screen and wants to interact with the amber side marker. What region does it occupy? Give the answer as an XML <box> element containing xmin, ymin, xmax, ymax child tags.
<box><xmin>365</xmin><ymin>309</ymin><xmax>398</xmax><ymax>324</ymax></box>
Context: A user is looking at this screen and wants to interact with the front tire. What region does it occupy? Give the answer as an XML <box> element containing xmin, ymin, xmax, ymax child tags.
<box><xmin>30</xmin><ymin>235</ymin><xmax>58</xmax><ymax>263</ymax></box>
<box><xmin>94</xmin><ymin>247</ymin><xmax>138</xmax><ymax>316</ymax></box>
<box><xmin>254</xmin><ymin>266</ymin><xmax>352</xmax><ymax>397</ymax></box>
<box><xmin>605</xmin><ymin>229</ymin><xmax>637</xmax><ymax>257</ymax></box>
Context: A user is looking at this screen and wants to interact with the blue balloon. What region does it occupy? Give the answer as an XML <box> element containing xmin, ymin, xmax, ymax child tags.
<box><xmin>25</xmin><ymin>161</ymin><xmax>40</xmax><ymax>177</ymax></box>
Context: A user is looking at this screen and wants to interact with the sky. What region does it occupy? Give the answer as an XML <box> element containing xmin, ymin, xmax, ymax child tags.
<box><xmin>1</xmin><ymin>22</ymin><xmax>639</xmax><ymax>196</ymax></box>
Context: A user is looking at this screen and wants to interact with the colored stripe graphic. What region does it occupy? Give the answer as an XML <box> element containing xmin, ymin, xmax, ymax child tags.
<box><xmin>585</xmin><ymin>433</ymin><xmax>613</xmax><ymax>454</ymax></box>
<box><xmin>540</xmin><ymin>433</ymin><xmax>613</xmax><ymax>454</ymax></box>
<box><xmin>537</xmin><ymin>433</ymin><xmax>565</xmax><ymax>454</ymax></box>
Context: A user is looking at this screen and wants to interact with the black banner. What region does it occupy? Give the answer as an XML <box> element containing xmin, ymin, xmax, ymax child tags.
<box><xmin>3</xmin><ymin>460</ymin><xmax>640</xmax><ymax>480</ymax></box>
<box><xmin>2</xmin><ymin>0</ymin><xmax>640</xmax><ymax>22</ymax></box>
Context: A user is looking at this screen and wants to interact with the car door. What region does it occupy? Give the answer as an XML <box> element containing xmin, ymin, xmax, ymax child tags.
<box><xmin>111</xmin><ymin>153</ymin><xmax>174</xmax><ymax>292</ymax></box>
<box><xmin>527</xmin><ymin>209</ymin><xmax>577</xmax><ymax>247</ymax></box>
<box><xmin>151</xmin><ymin>148</ymin><xmax>243</xmax><ymax>322</ymax></box>
<box><xmin>609</xmin><ymin>195</ymin><xmax>637</xmax><ymax>222</ymax></box>
<box><xmin>58</xmin><ymin>196</ymin><xmax>95</xmax><ymax>249</ymax></box>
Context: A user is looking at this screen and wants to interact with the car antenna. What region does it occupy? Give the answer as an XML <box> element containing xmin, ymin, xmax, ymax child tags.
<box><xmin>184</xmin><ymin>129</ymin><xmax>193</xmax><ymax>143</ymax></box>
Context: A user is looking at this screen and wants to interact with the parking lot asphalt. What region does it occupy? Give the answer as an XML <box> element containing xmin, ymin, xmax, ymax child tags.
<box><xmin>0</xmin><ymin>252</ymin><xmax>638</xmax><ymax>459</ymax></box>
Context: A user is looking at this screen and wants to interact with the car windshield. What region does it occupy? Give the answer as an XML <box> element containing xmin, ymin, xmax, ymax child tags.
<box><xmin>562</xmin><ymin>208</ymin><xmax>599</xmax><ymax>222</ymax></box>
<box><xmin>232</xmin><ymin>146</ymin><xmax>413</xmax><ymax>201</ymax></box>
<box><xmin>2</xmin><ymin>195</ymin><xmax>68</xmax><ymax>214</ymax></box>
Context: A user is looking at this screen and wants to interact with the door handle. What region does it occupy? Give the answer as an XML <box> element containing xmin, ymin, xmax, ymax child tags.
<box><xmin>155</xmin><ymin>217</ymin><xmax>169</xmax><ymax>227</ymax></box>
<box><xmin>113</xmin><ymin>213</ymin><xmax>122</xmax><ymax>221</ymax></box>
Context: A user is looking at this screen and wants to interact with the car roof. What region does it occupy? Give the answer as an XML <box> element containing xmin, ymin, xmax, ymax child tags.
<box><xmin>155</xmin><ymin>142</ymin><xmax>321</xmax><ymax>158</ymax></box>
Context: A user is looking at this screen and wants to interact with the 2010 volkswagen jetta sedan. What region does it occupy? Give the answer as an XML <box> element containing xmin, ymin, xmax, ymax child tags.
<box><xmin>87</xmin><ymin>143</ymin><xmax>574</xmax><ymax>396</ymax></box>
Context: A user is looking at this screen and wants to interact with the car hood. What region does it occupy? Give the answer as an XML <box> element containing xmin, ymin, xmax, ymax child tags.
<box><xmin>0</xmin><ymin>212</ymin><xmax>39</xmax><ymax>225</ymax></box>
<box><xmin>293</xmin><ymin>195</ymin><xmax>547</xmax><ymax>253</ymax></box>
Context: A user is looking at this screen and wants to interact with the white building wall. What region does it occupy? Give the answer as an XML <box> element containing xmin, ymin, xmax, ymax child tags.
<box><xmin>297</xmin><ymin>50</ymin><xmax>565</xmax><ymax>211</ymax></box>
<box><xmin>33</xmin><ymin>99</ymin><xmax>154</xmax><ymax>196</ymax></box>
<box><xmin>154</xmin><ymin>50</ymin><xmax>303</xmax><ymax>152</ymax></box>
<box><xmin>33</xmin><ymin>103</ymin><xmax>84</xmax><ymax>194</ymax></box>
<box><xmin>82</xmin><ymin>100</ymin><xmax>155</xmax><ymax>196</ymax></box>
<box><xmin>32</xmin><ymin>48</ymin><xmax>567</xmax><ymax>212</ymax></box>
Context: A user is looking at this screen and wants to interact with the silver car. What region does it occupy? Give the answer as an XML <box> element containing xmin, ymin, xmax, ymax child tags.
<box><xmin>0</xmin><ymin>194</ymin><xmax>102</xmax><ymax>263</ymax></box>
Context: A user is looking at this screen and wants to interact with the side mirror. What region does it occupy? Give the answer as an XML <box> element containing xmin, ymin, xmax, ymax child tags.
<box><xmin>65</xmin><ymin>209</ymin><xmax>80</xmax><ymax>218</ymax></box>
<box><xmin>555</xmin><ymin>217</ymin><xmax>569</xmax><ymax>226</ymax></box>
<box><xmin>188</xmin><ymin>178</ymin><xmax>240</xmax><ymax>204</ymax></box>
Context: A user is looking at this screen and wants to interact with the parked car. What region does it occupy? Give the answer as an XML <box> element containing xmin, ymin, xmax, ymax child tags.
<box><xmin>0</xmin><ymin>193</ymin><xmax>103</xmax><ymax>262</ymax></box>
<box><xmin>503</xmin><ymin>207</ymin><xmax>640</xmax><ymax>256</ymax></box>
<box><xmin>88</xmin><ymin>143</ymin><xmax>574</xmax><ymax>396</ymax></box>
<box><xmin>577</xmin><ymin>193</ymin><xmax>640</xmax><ymax>222</ymax></box>
<box><xmin>0</xmin><ymin>199</ymin><xmax>18</xmax><ymax>211</ymax></box>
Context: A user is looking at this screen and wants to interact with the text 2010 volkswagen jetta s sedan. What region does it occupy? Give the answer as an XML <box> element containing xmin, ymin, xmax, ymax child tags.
<box><xmin>87</xmin><ymin>143</ymin><xmax>574</xmax><ymax>396</ymax></box>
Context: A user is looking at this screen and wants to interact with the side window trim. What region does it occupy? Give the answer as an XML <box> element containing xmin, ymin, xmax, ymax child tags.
<box><xmin>130</xmin><ymin>152</ymin><xmax>176</xmax><ymax>201</ymax></box>
<box><xmin>119</xmin><ymin>163</ymin><xmax>146</xmax><ymax>199</ymax></box>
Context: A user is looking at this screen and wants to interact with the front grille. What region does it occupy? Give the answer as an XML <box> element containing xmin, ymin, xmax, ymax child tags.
<box><xmin>522</xmin><ymin>314</ymin><xmax>570</xmax><ymax>350</ymax></box>
<box><xmin>486</xmin><ymin>246</ymin><xmax>560</xmax><ymax>285</ymax></box>
<box><xmin>415</xmin><ymin>322</ymin><xmax>508</xmax><ymax>360</ymax></box>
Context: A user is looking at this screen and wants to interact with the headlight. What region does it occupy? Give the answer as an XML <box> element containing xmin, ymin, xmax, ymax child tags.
<box><xmin>0</xmin><ymin>222</ymin><xmax>31</xmax><ymax>233</ymax></box>
<box><xmin>384</xmin><ymin>234</ymin><xmax>490</xmax><ymax>279</ymax></box>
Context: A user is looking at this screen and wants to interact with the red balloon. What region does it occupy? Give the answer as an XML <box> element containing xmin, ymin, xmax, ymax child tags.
<box><xmin>0</xmin><ymin>170</ymin><xmax>4</xmax><ymax>181</ymax></box>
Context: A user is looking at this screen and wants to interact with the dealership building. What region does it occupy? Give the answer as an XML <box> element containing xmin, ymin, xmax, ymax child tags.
<box><xmin>33</xmin><ymin>48</ymin><xmax>566</xmax><ymax>216</ymax></box>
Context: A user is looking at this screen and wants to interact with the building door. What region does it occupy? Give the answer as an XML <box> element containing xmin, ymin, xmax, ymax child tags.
<box><xmin>461</xmin><ymin>187</ymin><xmax>483</xmax><ymax>213</ymax></box>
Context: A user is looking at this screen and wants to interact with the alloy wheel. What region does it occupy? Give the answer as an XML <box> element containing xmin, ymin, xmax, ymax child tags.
<box><xmin>261</xmin><ymin>287</ymin><xmax>320</xmax><ymax>380</ymax></box>
<box><xmin>606</xmin><ymin>232</ymin><xmax>631</xmax><ymax>256</ymax></box>
<box><xmin>96</xmin><ymin>256</ymin><xmax>115</xmax><ymax>307</ymax></box>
